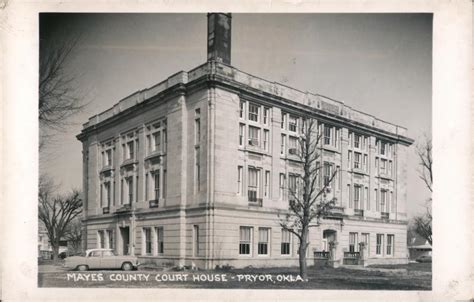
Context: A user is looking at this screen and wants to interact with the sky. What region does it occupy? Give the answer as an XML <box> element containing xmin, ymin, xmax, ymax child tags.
<box><xmin>39</xmin><ymin>13</ymin><xmax>432</xmax><ymax>217</ymax></box>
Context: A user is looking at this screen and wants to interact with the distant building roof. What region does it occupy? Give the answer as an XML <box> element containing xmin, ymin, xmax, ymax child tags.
<box><xmin>408</xmin><ymin>235</ymin><xmax>432</xmax><ymax>249</ymax></box>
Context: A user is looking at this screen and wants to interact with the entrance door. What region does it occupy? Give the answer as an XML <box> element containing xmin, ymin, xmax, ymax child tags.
<box><xmin>120</xmin><ymin>227</ymin><xmax>130</xmax><ymax>256</ymax></box>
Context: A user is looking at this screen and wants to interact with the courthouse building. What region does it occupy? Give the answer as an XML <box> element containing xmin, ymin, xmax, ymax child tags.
<box><xmin>77</xmin><ymin>13</ymin><xmax>414</xmax><ymax>269</ymax></box>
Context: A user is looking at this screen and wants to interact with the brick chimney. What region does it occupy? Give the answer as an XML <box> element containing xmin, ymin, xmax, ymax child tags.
<box><xmin>207</xmin><ymin>13</ymin><xmax>232</xmax><ymax>65</ymax></box>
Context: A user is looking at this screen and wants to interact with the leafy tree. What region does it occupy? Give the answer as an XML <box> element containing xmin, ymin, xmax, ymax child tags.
<box><xmin>279</xmin><ymin>118</ymin><xmax>337</xmax><ymax>280</ymax></box>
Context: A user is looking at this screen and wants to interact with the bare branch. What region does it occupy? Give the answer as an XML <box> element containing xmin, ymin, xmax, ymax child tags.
<box><xmin>39</xmin><ymin>31</ymin><xmax>89</xmax><ymax>150</ymax></box>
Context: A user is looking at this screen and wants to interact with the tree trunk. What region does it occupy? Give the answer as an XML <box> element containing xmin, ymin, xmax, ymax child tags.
<box><xmin>298</xmin><ymin>229</ymin><xmax>309</xmax><ymax>281</ymax></box>
<box><xmin>52</xmin><ymin>242</ymin><xmax>60</xmax><ymax>264</ymax></box>
<box><xmin>298</xmin><ymin>245</ymin><xmax>307</xmax><ymax>280</ymax></box>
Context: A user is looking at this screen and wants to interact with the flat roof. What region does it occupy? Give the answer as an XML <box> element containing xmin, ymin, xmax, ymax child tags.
<box><xmin>79</xmin><ymin>61</ymin><xmax>413</xmax><ymax>145</ymax></box>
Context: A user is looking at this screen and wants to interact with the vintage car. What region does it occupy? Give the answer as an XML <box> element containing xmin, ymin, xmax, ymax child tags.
<box><xmin>64</xmin><ymin>248</ymin><xmax>139</xmax><ymax>271</ymax></box>
<box><xmin>415</xmin><ymin>255</ymin><xmax>432</xmax><ymax>263</ymax></box>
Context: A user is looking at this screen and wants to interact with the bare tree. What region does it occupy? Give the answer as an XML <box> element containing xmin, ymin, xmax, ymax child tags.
<box><xmin>413</xmin><ymin>136</ymin><xmax>433</xmax><ymax>245</ymax></box>
<box><xmin>279</xmin><ymin>118</ymin><xmax>337</xmax><ymax>280</ymax></box>
<box><xmin>413</xmin><ymin>204</ymin><xmax>432</xmax><ymax>245</ymax></box>
<box><xmin>39</xmin><ymin>33</ymin><xmax>85</xmax><ymax>149</ymax></box>
<box><xmin>38</xmin><ymin>175</ymin><xmax>83</xmax><ymax>263</ymax></box>
<box><xmin>416</xmin><ymin>137</ymin><xmax>433</xmax><ymax>193</ymax></box>
<box><xmin>64</xmin><ymin>218</ymin><xmax>83</xmax><ymax>255</ymax></box>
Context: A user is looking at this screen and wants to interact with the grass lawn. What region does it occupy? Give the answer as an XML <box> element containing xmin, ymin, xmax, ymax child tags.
<box><xmin>38</xmin><ymin>263</ymin><xmax>431</xmax><ymax>290</ymax></box>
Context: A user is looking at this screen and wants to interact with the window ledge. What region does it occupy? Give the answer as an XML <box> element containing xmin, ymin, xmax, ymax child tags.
<box><xmin>145</xmin><ymin>151</ymin><xmax>164</xmax><ymax>161</ymax></box>
<box><xmin>121</xmin><ymin>159</ymin><xmax>137</xmax><ymax>168</ymax></box>
<box><xmin>351</xmin><ymin>168</ymin><xmax>368</xmax><ymax>176</ymax></box>
<box><xmin>378</xmin><ymin>173</ymin><xmax>393</xmax><ymax>180</ymax></box>
<box><xmin>100</xmin><ymin>166</ymin><xmax>114</xmax><ymax>173</ymax></box>
<box><xmin>245</xmin><ymin>146</ymin><xmax>267</xmax><ymax>155</ymax></box>
<box><xmin>322</xmin><ymin>145</ymin><xmax>340</xmax><ymax>153</ymax></box>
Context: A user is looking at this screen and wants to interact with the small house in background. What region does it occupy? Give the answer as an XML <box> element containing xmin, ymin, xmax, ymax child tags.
<box><xmin>408</xmin><ymin>235</ymin><xmax>432</xmax><ymax>260</ymax></box>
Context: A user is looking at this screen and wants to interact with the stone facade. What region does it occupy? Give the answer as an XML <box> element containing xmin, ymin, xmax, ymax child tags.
<box><xmin>77</xmin><ymin>60</ymin><xmax>413</xmax><ymax>269</ymax></box>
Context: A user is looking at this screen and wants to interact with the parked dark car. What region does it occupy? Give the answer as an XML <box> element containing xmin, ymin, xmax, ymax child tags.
<box><xmin>416</xmin><ymin>255</ymin><xmax>432</xmax><ymax>263</ymax></box>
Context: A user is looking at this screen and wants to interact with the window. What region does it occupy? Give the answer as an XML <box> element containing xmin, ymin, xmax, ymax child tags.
<box><xmin>237</xmin><ymin>166</ymin><xmax>243</xmax><ymax>195</ymax></box>
<box><xmin>379</xmin><ymin>141</ymin><xmax>386</xmax><ymax>155</ymax></box>
<box><xmin>288</xmin><ymin>174</ymin><xmax>297</xmax><ymax>204</ymax></box>
<box><xmin>288</xmin><ymin>136</ymin><xmax>297</xmax><ymax>155</ymax></box>
<box><xmin>380</xmin><ymin>189</ymin><xmax>387</xmax><ymax>212</ymax></box>
<box><xmin>145</xmin><ymin>121</ymin><xmax>167</xmax><ymax>156</ymax></box>
<box><xmin>126</xmin><ymin>141</ymin><xmax>134</xmax><ymax>160</ymax></box>
<box><xmin>391</xmin><ymin>191</ymin><xmax>395</xmax><ymax>212</ymax></box>
<box><xmin>279</xmin><ymin>173</ymin><xmax>286</xmax><ymax>199</ymax></box>
<box><xmin>156</xmin><ymin>227</ymin><xmax>164</xmax><ymax>254</ymax></box>
<box><xmin>193</xmin><ymin>225</ymin><xmax>200</xmax><ymax>257</ymax></box>
<box><xmin>380</xmin><ymin>159</ymin><xmax>387</xmax><ymax>174</ymax></box>
<box><xmin>120</xmin><ymin>179</ymin><xmax>124</xmax><ymax>204</ymax></box>
<box><xmin>107</xmin><ymin>230</ymin><xmax>114</xmax><ymax>250</ymax></box>
<box><xmin>144</xmin><ymin>228</ymin><xmax>152</xmax><ymax>255</ymax></box>
<box><xmin>152</xmin><ymin>132</ymin><xmax>161</xmax><ymax>152</ymax></box>
<box><xmin>281</xmin><ymin>113</ymin><xmax>286</xmax><ymax>129</ymax></box>
<box><xmin>324</xmin><ymin>125</ymin><xmax>332</xmax><ymax>145</ymax></box>
<box><xmin>90</xmin><ymin>250</ymin><xmax>102</xmax><ymax>257</ymax></box>
<box><xmin>347</xmin><ymin>184</ymin><xmax>352</xmax><ymax>208</ymax></box>
<box><xmin>388</xmin><ymin>161</ymin><xmax>393</xmax><ymax>176</ymax></box>
<box><xmin>248</xmin><ymin>103</ymin><xmax>259</xmax><ymax>122</ymax></box>
<box><xmin>375</xmin><ymin>189</ymin><xmax>379</xmax><ymax>211</ymax></box>
<box><xmin>361</xmin><ymin>233</ymin><xmax>370</xmax><ymax>255</ymax></box>
<box><xmin>103</xmin><ymin>250</ymin><xmax>115</xmax><ymax>257</ymax></box>
<box><xmin>195</xmin><ymin>147</ymin><xmax>200</xmax><ymax>192</ymax></box>
<box><xmin>163</xmin><ymin>170</ymin><xmax>167</xmax><ymax>199</ymax></box>
<box><xmin>363</xmin><ymin>154</ymin><xmax>368</xmax><ymax>171</ymax></box>
<box><xmin>376</xmin><ymin>234</ymin><xmax>384</xmax><ymax>255</ymax></box>
<box><xmin>354</xmin><ymin>152</ymin><xmax>361</xmax><ymax>169</ymax></box>
<box><xmin>354</xmin><ymin>133</ymin><xmax>361</xmax><ymax>148</ymax></box>
<box><xmin>365</xmin><ymin>187</ymin><xmax>369</xmax><ymax>210</ymax></box>
<box><xmin>347</xmin><ymin>151</ymin><xmax>352</xmax><ymax>169</ymax></box>
<box><xmin>195</xmin><ymin>117</ymin><xmax>201</xmax><ymax>144</ymax></box>
<box><xmin>126</xmin><ymin>177</ymin><xmax>133</xmax><ymax>204</ymax></box>
<box><xmin>104</xmin><ymin>182</ymin><xmax>111</xmax><ymax>207</ymax></box>
<box><xmin>248</xmin><ymin>126</ymin><xmax>259</xmax><ymax>146</ymax></box>
<box><xmin>387</xmin><ymin>235</ymin><xmax>394</xmax><ymax>256</ymax></box>
<box><xmin>264</xmin><ymin>171</ymin><xmax>270</xmax><ymax>198</ymax></box>
<box><xmin>280</xmin><ymin>134</ymin><xmax>286</xmax><ymax>155</ymax></box>
<box><xmin>146</xmin><ymin>121</ymin><xmax>164</xmax><ymax>155</ymax></box>
<box><xmin>263</xmin><ymin>108</ymin><xmax>269</xmax><ymax>125</ymax></box>
<box><xmin>258</xmin><ymin>228</ymin><xmax>270</xmax><ymax>255</ymax></box>
<box><xmin>281</xmin><ymin>229</ymin><xmax>291</xmax><ymax>255</ymax></box>
<box><xmin>239</xmin><ymin>101</ymin><xmax>244</xmax><ymax>118</ymax></box>
<box><xmin>153</xmin><ymin>171</ymin><xmax>160</xmax><ymax>200</ymax></box>
<box><xmin>289</xmin><ymin>115</ymin><xmax>297</xmax><ymax>132</ymax></box>
<box><xmin>349</xmin><ymin>232</ymin><xmax>358</xmax><ymax>252</ymax></box>
<box><xmin>162</xmin><ymin>129</ymin><xmax>167</xmax><ymax>153</ymax></box>
<box><xmin>248</xmin><ymin>167</ymin><xmax>258</xmax><ymax>202</ymax></box>
<box><xmin>263</xmin><ymin>130</ymin><xmax>270</xmax><ymax>151</ymax></box>
<box><xmin>323</xmin><ymin>162</ymin><xmax>332</xmax><ymax>186</ymax></box>
<box><xmin>239</xmin><ymin>124</ymin><xmax>244</xmax><ymax>146</ymax></box>
<box><xmin>239</xmin><ymin>226</ymin><xmax>252</xmax><ymax>255</ymax></box>
<box><xmin>105</xmin><ymin>149</ymin><xmax>112</xmax><ymax>166</ymax></box>
<box><xmin>354</xmin><ymin>185</ymin><xmax>361</xmax><ymax>209</ymax></box>
<box><xmin>98</xmin><ymin>230</ymin><xmax>105</xmax><ymax>249</ymax></box>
